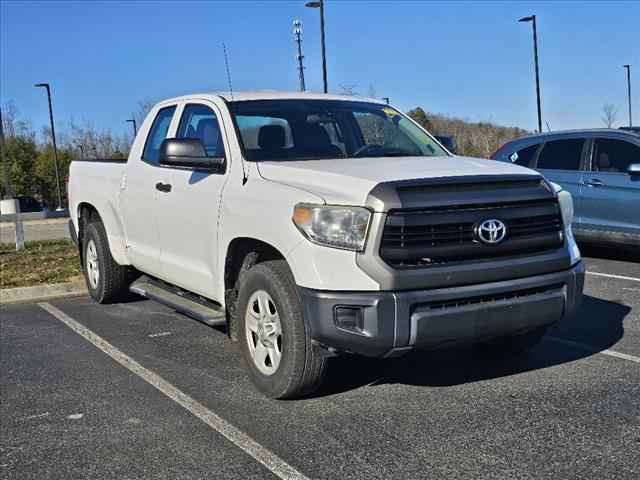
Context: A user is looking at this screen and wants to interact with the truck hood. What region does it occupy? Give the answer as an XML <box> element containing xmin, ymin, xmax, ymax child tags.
<box><xmin>257</xmin><ymin>156</ymin><xmax>540</xmax><ymax>207</ymax></box>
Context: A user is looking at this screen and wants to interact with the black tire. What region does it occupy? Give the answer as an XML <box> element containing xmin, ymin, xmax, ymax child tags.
<box><xmin>237</xmin><ymin>260</ymin><xmax>327</xmax><ymax>399</ymax></box>
<box><xmin>83</xmin><ymin>220</ymin><xmax>129</xmax><ymax>304</ymax></box>
<box><xmin>476</xmin><ymin>326</ymin><xmax>549</xmax><ymax>357</ymax></box>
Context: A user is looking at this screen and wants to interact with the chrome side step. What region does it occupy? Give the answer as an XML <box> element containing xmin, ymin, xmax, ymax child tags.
<box><xmin>130</xmin><ymin>276</ymin><xmax>226</xmax><ymax>327</ymax></box>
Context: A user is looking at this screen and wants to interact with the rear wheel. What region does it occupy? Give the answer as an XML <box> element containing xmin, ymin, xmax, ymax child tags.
<box><xmin>83</xmin><ymin>220</ymin><xmax>129</xmax><ymax>303</ymax></box>
<box><xmin>476</xmin><ymin>326</ymin><xmax>549</xmax><ymax>356</ymax></box>
<box><xmin>237</xmin><ymin>260</ymin><xmax>328</xmax><ymax>399</ymax></box>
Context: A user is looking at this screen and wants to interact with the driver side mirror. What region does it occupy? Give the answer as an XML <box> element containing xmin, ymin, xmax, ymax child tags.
<box><xmin>159</xmin><ymin>138</ymin><xmax>224</xmax><ymax>170</ymax></box>
<box><xmin>627</xmin><ymin>163</ymin><xmax>640</xmax><ymax>176</ymax></box>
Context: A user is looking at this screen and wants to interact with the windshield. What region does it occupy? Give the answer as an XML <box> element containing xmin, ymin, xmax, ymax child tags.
<box><xmin>228</xmin><ymin>99</ymin><xmax>448</xmax><ymax>162</ymax></box>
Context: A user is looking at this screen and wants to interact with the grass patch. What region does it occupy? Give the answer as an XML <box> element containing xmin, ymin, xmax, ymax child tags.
<box><xmin>0</xmin><ymin>239</ymin><xmax>82</xmax><ymax>288</ymax></box>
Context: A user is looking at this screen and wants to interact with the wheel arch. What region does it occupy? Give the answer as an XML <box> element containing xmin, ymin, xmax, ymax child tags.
<box><xmin>76</xmin><ymin>201</ymin><xmax>130</xmax><ymax>266</ymax></box>
<box><xmin>222</xmin><ymin>236</ymin><xmax>287</xmax><ymax>340</ymax></box>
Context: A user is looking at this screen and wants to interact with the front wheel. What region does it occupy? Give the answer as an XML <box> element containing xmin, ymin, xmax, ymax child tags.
<box><xmin>237</xmin><ymin>260</ymin><xmax>327</xmax><ymax>399</ymax></box>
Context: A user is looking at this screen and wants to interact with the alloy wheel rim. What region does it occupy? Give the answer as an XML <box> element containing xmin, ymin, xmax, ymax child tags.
<box><xmin>245</xmin><ymin>290</ymin><xmax>282</xmax><ymax>376</ymax></box>
<box><xmin>86</xmin><ymin>239</ymin><xmax>100</xmax><ymax>289</ymax></box>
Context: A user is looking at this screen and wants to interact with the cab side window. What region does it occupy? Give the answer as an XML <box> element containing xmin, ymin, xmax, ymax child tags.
<box><xmin>177</xmin><ymin>104</ymin><xmax>225</xmax><ymax>158</ymax></box>
<box><xmin>142</xmin><ymin>106</ymin><xmax>176</xmax><ymax>165</ymax></box>
<box><xmin>536</xmin><ymin>139</ymin><xmax>585</xmax><ymax>170</ymax></box>
<box><xmin>593</xmin><ymin>138</ymin><xmax>640</xmax><ymax>173</ymax></box>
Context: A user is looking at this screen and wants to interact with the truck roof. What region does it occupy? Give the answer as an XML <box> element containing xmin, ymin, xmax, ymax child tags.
<box><xmin>161</xmin><ymin>90</ymin><xmax>388</xmax><ymax>104</ymax></box>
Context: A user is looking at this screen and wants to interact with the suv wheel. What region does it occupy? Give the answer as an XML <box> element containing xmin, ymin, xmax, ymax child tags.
<box><xmin>237</xmin><ymin>260</ymin><xmax>327</xmax><ymax>399</ymax></box>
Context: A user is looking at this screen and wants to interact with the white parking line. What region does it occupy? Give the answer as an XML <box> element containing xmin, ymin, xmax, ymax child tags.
<box><xmin>547</xmin><ymin>336</ymin><xmax>640</xmax><ymax>364</ymax></box>
<box><xmin>587</xmin><ymin>271</ymin><xmax>640</xmax><ymax>283</ymax></box>
<box><xmin>37</xmin><ymin>302</ymin><xmax>309</xmax><ymax>480</ymax></box>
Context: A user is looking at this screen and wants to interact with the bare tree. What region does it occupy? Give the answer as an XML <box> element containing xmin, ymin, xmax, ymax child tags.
<box><xmin>601</xmin><ymin>104</ymin><xmax>618</xmax><ymax>128</ymax></box>
<box><xmin>339</xmin><ymin>84</ymin><xmax>358</xmax><ymax>96</ymax></box>
<box><xmin>67</xmin><ymin>120</ymin><xmax>129</xmax><ymax>159</ymax></box>
<box><xmin>1</xmin><ymin>101</ymin><xmax>32</xmax><ymax>138</ymax></box>
<box><xmin>135</xmin><ymin>98</ymin><xmax>156</xmax><ymax>126</ymax></box>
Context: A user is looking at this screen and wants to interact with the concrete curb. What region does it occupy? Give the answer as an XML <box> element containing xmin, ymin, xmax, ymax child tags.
<box><xmin>1</xmin><ymin>281</ymin><xmax>87</xmax><ymax>304</ymax></box>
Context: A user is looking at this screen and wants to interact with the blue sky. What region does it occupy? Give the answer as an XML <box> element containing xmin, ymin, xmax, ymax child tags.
<box><xmin>1</xmin><ymin>0</ymin><xmax>638</xmax><ymax>139</ymax></box>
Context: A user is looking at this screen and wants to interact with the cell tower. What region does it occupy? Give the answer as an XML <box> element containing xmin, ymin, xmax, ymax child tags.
<box><xmin>293</xmin><ymin>19</ymin><xmax>306</xmax><ymax>92</ymax></box>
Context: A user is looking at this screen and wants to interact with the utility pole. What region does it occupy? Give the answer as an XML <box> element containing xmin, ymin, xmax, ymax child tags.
<box><xmin>294</xmin><ymin>20</ymin><xmax>306</xmax><ymax>91</ymax></box>
<box><xmin>0</xmin><ymin>107</ymin><xmax>25</xmax><ymax>250</ymax></box>
<box><xmin>519</xmin><ymin>15</ymin><xmax>543</xmax><ymax>133</ymax></box>
<box><xmin>624</xmin><ymin>65</ymin><xmax>632</xmax><ymax>126</ymax></box>
<box><xmin>35</xmin><ymin>83</ymin><xmax>63</xmax><ymax>210</ymax></box>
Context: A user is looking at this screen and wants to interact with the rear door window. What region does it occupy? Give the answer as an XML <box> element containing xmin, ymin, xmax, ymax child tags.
<box><xmin>593</xmin><ymin>138</ymin><xmax>640</xmax><ymax>173</ymax></box>
<box><xmin>142</xmin><ymin>106</ymin><xmax>177</xmax><ymax>165</ymax></box>
<box><xmin>536</xmin><ymin>139</ymin><xmax>585</xmax><ymax>170</ymax></box>
<box><xmin>508</xmin><ymin>144</ymin><xmax>539</xmax><ymax>167</ymax></box>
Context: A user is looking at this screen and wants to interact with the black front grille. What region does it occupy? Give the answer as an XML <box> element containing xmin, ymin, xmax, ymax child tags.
<box><xmin>421</xmin><ymin>284</ymin><xmax>564</xmax><ymax>311</ymax></box>
<box><xmin>380</xmin><ymin>198</ymin><xmax>564</xmax><ymax>268</ymax></box>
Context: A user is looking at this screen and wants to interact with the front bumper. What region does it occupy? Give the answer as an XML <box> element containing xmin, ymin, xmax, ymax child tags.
<box><xmin>299</xmin><ymin>261</ymin><xmax>585</xmax><ymax>358</ymax></box>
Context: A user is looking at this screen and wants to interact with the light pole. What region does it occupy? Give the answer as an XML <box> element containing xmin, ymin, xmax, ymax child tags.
<box><xmin>305</xmin><ymin>0</ymin><xmax>328</xmax><ymax>93</ymax></box>
<box><xmin>519</xmin><ymin>15</ymin><xmax>543</xmax><ymax>133</ymax></box>
<box><xmin>293</xmin><ymin>19</ymin><xmax>307</xmax><ymax>91</ymax></box>
<box><xmin>127</xmin><ymin>117</ymin><xmax>137</xmax><ymax>137</ymax></box>
<box><xmin>623</xmin><ymin>65</ymin><xmax>632</xmax><ymax>126</ymax></box>
<box><xmin>35</xmin><ymin>83</ymin><xmax>63</xmax><ymax>210</ymax></box>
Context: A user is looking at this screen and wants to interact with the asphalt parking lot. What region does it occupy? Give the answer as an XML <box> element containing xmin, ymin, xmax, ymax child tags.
<box><xmin>2</xmin><ymin>250</ymin><xmax>639</xmax><ymax>479</ymax></box>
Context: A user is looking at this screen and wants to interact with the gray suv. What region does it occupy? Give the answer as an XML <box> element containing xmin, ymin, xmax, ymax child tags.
<box><xmin>492</xmin><ymin>129</ymin><xmax>640</xmax><ymax>248</ymax></box>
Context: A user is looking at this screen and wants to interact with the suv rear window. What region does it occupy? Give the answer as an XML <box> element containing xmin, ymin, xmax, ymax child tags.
<box><xmin>537</xmin><ymin>139</ymin><xmax>584</xmax><ymax>170</ymax></box>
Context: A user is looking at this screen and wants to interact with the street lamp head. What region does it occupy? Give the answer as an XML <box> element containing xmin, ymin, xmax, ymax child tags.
<box><xmin>305</xmin><ymin>1</ymin><xmax>321</xmax><ymax>8</ymax></box>
<box><xmin>34</xmin><ymin>83</ymin><xmax>49</xmax><ymax>88</ymax></box>
<box><xmin>623</xmin><ymin>64</ymin><xmax>631</xmax><ymax>68</ymax></box>
<box><xmin>518</xmin><ymin>15</ymin><xmax>534</xmax><ymax>22</ymax></box>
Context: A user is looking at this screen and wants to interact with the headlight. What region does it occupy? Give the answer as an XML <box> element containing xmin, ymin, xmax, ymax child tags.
<box><xmin>557</xmin><ymin>189</ymin><xmax>574</xmax><ymax>228</ymax></box>
<box><xmin>292</xmin><ymin>204</ymin><xmax>371</xmax><ymax>251</ymax></box>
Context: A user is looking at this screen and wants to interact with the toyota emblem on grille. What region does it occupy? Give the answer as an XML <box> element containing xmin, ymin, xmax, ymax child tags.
<box><xmin>475</xmin><ymin>219</ymin><xmax>507</xmax><ymax>245</ymax></box>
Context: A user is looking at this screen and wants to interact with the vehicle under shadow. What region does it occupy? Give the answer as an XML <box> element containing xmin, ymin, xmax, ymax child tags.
<box><xmin>316</xmin><ymin>294</ymin><xmax>630</xmax><ymax>397</ymax></box>
<box><xmin>579</xmin><ymin>244</ymin><xmax>640</xmax><ymax>263</ymax></box>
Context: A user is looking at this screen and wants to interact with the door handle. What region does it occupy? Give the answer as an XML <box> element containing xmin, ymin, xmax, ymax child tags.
<box><xmin>155</xmin><ymin>182</ymin><xmax>172</xmax><ymax>193</ymax></box>
<box><xmin>583</xmin><ymin>179</ymin><xmax>603</xmax><ymax>187</ymax></box>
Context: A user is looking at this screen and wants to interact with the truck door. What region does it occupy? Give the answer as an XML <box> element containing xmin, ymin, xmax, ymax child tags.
<box><xmin>154</xmin><ymin>101</ymin><xmax>230</xmax><ymax>300</ymax></box>
<box><xmin>119</xmin><ymin>105</ymin><xmax>177</xmax><ymax>277</ymax></box>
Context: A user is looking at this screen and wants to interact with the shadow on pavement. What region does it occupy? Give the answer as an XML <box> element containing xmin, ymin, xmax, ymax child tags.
<box><xmin>317</xmin><ymin>294</ymin><xmax>630</xmax><ymax>397</ymax></box>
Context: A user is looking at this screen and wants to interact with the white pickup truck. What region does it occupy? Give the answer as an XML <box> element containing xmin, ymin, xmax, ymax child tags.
<box><xmin>68</xmin><ymin>91</ymin><xmax>584</xmax><ymax>398</ymax></box>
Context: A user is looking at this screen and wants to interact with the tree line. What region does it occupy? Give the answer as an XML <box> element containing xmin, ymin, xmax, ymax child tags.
<box><xmin>1</xmin><ymin>100</ymin><xmax>153</xmax><ymax>208</ymax></box>
<box><xmin>407</xmin><ymin>107</ymin><xmax>530</xmax><ymax>158</ymax></box>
